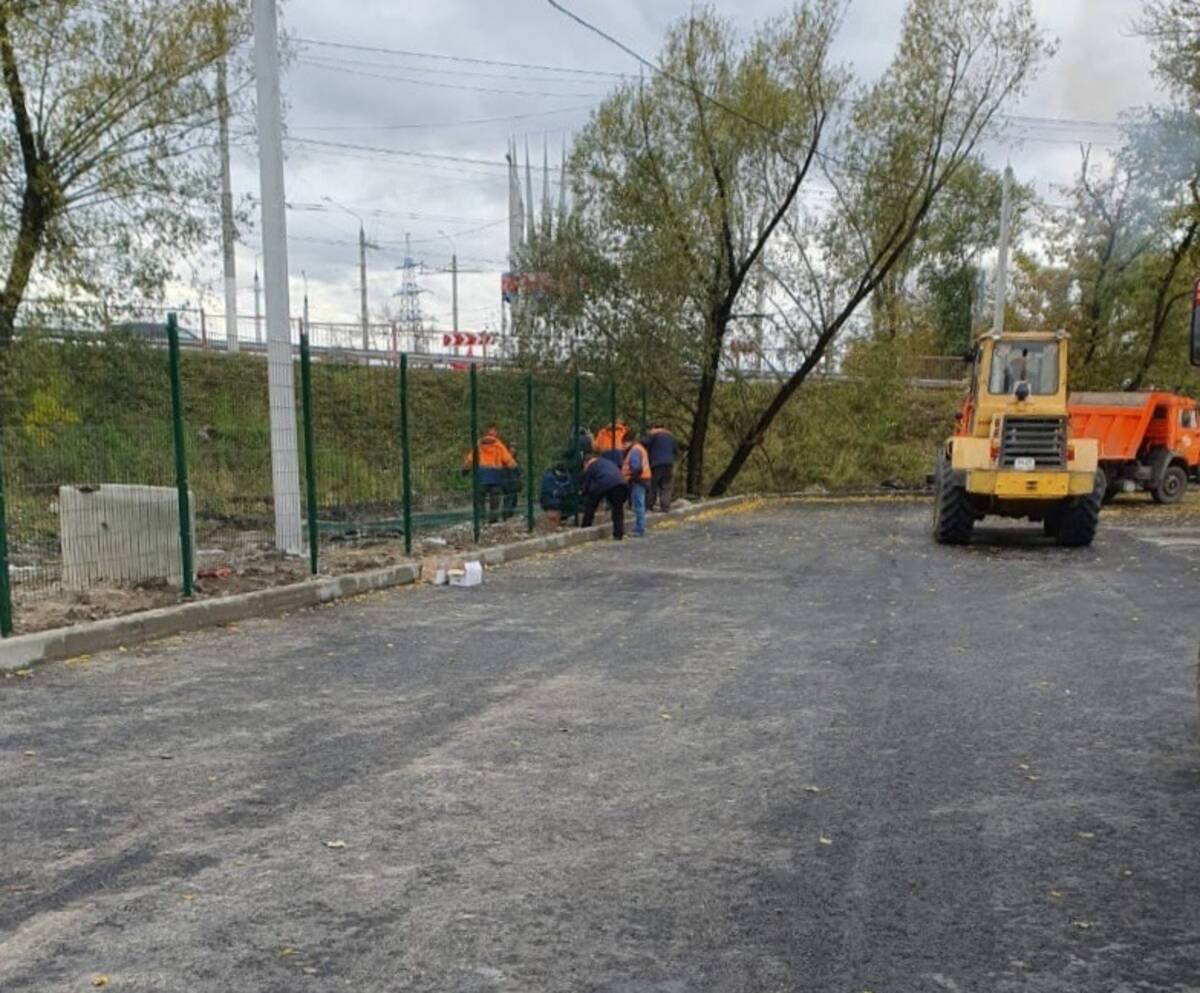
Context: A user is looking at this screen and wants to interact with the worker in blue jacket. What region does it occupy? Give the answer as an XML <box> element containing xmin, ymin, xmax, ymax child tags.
<box><xmin>644</xmin><ymin>424</ymin><xmax>679</xmax><ymax>512</ymax></box>
<box><xmin>539</xmin><ymin>463</ymin><xmax>574</xmax><ymax>528</ymax></box>
<box><xmin>579</xmin><ymin>454</ymin><xmax>629</xmax><ymax>540</ymax></box>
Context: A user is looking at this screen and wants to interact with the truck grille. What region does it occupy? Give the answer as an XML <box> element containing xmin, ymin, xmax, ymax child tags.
<box><xmin>999</xmin><ymin>416</ymin><xmax>1067</xmax><ymax>468</ymax></box>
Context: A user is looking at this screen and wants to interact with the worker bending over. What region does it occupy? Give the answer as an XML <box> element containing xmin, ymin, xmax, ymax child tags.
<box><xmin>644</xmin><ymin>423</ymin><xmax>678</xmax><ymax>512</ymax></box>
<box><xmin>462</xmin><ymin>426</ymin><xmax>517</xmax><ymax>524</ymax></box>
<box><xmin>580</xmin><ymin>454</ymin><xmax>629</xmax><ymax>540</ymax></box>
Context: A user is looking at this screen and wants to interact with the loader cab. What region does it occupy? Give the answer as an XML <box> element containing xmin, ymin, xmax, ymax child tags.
<box><xmin>961</xmin><ymin>332</ymin><xmax>1070</xmax><ymax>438</ymax></box>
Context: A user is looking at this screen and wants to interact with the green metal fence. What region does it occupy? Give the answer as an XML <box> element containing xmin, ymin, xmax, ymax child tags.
<box><xmin>0</xmin><ymin>320</ymin><xmax>659</xmax><ymax>636</ymax></box>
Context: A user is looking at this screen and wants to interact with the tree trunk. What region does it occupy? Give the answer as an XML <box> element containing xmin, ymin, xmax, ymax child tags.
<box><xmin>0</xmin><ymin>187</ymin><xmax>48</xmax><ymax>346</ymax></box>
<box><xmin>1128</xmin><ymin>221</ymin><xmax>1198</xmax><ymax>390</ymax></box>
<box><xmin>0</xmin><ymin>10</ymin><xmax>51</xmax><ymax>348</ymax></box>
<box><xmin>685</xmin><ymin>315</ymin><xmax>724</xmax><ymax>495</ymax></box>
<box><xmin>708</xmin><ymin>316</ymin><xmax>844</xmax><ymax>496</ymax></box>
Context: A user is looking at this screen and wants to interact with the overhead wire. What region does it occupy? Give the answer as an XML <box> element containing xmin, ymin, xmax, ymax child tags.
<box><xmin>290</xmin><ymin>105</ymin><xmax>596</xmax><ymax>132</ymax></box>
<box><xmin>295</xmin><ymin>57</ymin><xmax>606</xmax><ymax>99</ymax></box>
<box><xmin>294</xmin><ymin>36</ymin><xmax>628</xmax><ymax>79</ymax></box>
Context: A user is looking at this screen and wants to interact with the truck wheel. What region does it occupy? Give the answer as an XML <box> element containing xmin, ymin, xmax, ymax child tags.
<box><xmin>1056</xmin><ymin>471</ymin><xmax>1104</xmax><ymax>548</ymax></box>
<box><xmin>1152</xmin><ymin>464</ymin><xmax>1188</xmax><ymax>505</ymax></box>
<box><xmin>1042</xmin><ymin>512</ymin><xmax>1061</xmax><ymax>538</ymax></box>
<box><xmin>932</xmin><ymin>453</ymin><xmax>974</xmax><ymax>545</ymax></box>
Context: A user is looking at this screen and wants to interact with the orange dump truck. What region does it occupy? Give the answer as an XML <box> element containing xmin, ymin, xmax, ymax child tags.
<box><xmin>1068</xmin><ymin>391</ymin><xmax>1200</xmax><ymax>504</ymax></box>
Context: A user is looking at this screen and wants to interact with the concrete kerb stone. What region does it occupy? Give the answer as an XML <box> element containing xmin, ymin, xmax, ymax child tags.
<box><xmin>0</xmin><ymin>562</ymin><xmax>419</xmax><ymax>675</ymax></box>
<box><xmin>0</xmin><ymin>495</ymin><xmax>760</xmax><ymax>675</ymax></box>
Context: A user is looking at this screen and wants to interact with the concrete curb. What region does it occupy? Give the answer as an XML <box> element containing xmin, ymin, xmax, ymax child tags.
<box><xmin>0</xmin><ymin>495</ymin><xmax>758</xmax><ymax>674</ymax></box>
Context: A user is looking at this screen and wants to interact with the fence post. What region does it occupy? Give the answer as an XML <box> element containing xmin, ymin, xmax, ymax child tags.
<box><xmin>299</xmin><ymin>331</ymin><xmax>320</xmax><ymax>576</ymax></box>
<box><xmin>525</xmin><ymin>373</ymin><xmax>535</xmax><ymax>532</ymax></box>
<box><xmin>572</xmin><ymin>374</ymin><xmax>582</xmax><ymax>526</ymax></box>
<box><xmin>399</xmin><ymin>353</ymin><xmax>413</xmax><ymax>556</ymax></box>
<box><xmin>469</xmin><ymin>363</ymin><xmax>481</xmax><ymax>543</ymax></box>
<box><xmin>0</xmin><ymin>428</ymin><xmax>13</xmax><ymax>637</ymax></box>
<box><xmin>167</xmin><ymin>313</ymin><xmax>195</xmax><ymax>598</ymax></box>
<box><xmin>609</xmin><ymin>379</ymin><xmax>617</xmax><ymax>448</ymax></box>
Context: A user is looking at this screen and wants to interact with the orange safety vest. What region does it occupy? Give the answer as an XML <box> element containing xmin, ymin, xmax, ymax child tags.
<box><xmin>463</xmin><ymin>433</ymin><xmax>517</xmax><ymax>471</ymax></box>
<box><xmin>622</xmin><ymin>441</ymin><xmax>651</xmax><ymax>483</ymax></box>
<box><xmin>594</xmin><ymin>423</ymin><xmax>628</xmax><ymax>452</ymax></box>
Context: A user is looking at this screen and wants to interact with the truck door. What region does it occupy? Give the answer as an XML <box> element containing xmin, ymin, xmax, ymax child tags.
<box><xmin>1145</xmin><ymin>404</ymin><xmax>1171</xmax><ymax>452</ymax></box>
<box><xmin>1180</xmin><ymin>406</ymin><xmax>1200</xmax><ymax>470</ymax></box>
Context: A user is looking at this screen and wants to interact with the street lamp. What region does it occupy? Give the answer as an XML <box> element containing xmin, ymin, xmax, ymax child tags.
<box><xmin>438</xmin><ymin>229</ymin><xmax>459</xmax><ymax>334</ymax></box>
<box><xmin>323</xmin><ymin>195</ymin><xmax>371</xmax><ymax>351</ymax></box>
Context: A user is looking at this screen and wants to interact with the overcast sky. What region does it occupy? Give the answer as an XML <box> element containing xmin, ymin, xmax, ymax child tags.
<box><xmin>215</xmin><ymin>0</ymin><xmax>1162</xmax><ymax>334</ymax></box>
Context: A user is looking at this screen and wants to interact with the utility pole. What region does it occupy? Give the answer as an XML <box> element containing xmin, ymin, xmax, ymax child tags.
<box><xmin>323</xmin><ymin>196</ymin><xmax>372</xmax><ymax>352</ymax></box>
<box><xmin>992</xmin><ymin>164</ymin><xmax>1014</xmax><ymax>336</ymax></box>
<box><xmin>216</xmin><ymin>25</ymin><xmax>238</xmax><ymax>352</ymax></box>
<box><xmin>252</xmin><ymin>0</ymin><xmax>302</xmax><ymax>554</ymax></box>
<box><xmin>358</xmin><ymin>221</ymin><xmax>369</xmax><ymax>351</ymax></box>
<box><xmin>439</xmin><ymin>230</ymin><xmax>458</xmax><ymax>332</ymax></box>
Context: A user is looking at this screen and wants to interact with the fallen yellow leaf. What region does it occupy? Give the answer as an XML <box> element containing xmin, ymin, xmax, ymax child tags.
<box><xmin>818</xmin><ymin>836</ymin><xmax>833</xmax><ymax>846</ymax></box>
<box><xmin>91</xmin><ymin>977</ymin><xmax>109</xmax><ymax>988</ymax></box>
<box><xmin>14</xmin><ymin>668</ymin><xmax>32</xmax><ymax>678</ymax></box>
<box><xmin>324</xmin><ymin>840</ymin><xmax>347</xmax><ymax>849</ymax></box>
<box><xmin>659</xmin><ymin>713</ymin><xmax>672</xmax><ymax>721</ymax></box>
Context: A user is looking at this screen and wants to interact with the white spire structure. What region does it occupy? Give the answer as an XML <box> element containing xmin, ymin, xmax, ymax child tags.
<box><xmin>558</xmin><ymin>140</ymin><xmax>568</xmax><ymax>226</ymax></box>
<box><xmin>524</xmin><ymin>137</ymin><xmax>535</xmax><ymax>247</ymax></box>
<box><xmin>542</xmin><ymin>137</ymin><xmax>552</xmax><ymax>240</ymax></box>
<box><xmin>507</xmin><ymin>139</ymin><xmax>524</xmax><ymax>264</ymax></box>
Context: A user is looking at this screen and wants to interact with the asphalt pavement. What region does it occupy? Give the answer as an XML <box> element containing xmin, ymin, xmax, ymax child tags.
<box><xmin>2</xmin><ymin>500</ymin><xmax>1198</xmax><ymax>992</ymax></box>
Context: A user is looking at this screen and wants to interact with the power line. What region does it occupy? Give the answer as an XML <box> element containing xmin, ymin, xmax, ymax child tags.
<box><xmin>296</xmin><ymin>57</ymin><xmax>606</xmax><ymax>99</ymax></box>
<box><xmin>286</xmin><ymin>136</ymin><xmax>507</xmax><ymax>169</ymax></box>
<box><xmin>294</xmin><ymin>36</ymin><xmax>628</xmax><ymax>79</ymax></box>
<box><xmin>284</xmin><ymin>137</ymin><xmax>567</xmax><ymax>187</ymax></box>
<box><xmin>295</xmin><ymin>50</ymin><xmax>624</xmax><ymax>86</ymax></box>
<box><xmin>290</xmin><ymin>105</ymin><xmax>596</xmax><ymax>133</ymax></box>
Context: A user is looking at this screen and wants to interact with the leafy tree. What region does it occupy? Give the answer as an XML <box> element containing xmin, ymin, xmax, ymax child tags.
<box><xmin>0</xmin><ymin>0</ymin><xmax>247</xmax><ymax>346</ymax></box>
<box><xmin>533</xmin><ymin>3</ymin><xmax>845</xmax><ymax>495</ymax></box>
<box><xmin>1138</xmin><ymin>0</ymin><xmax>1200</xmax><ymax>105</ymax></box>
<box><xmin>707</xmin><ymin>0</ymin><xmax>1050</xmax><ymax>495</ymax></box>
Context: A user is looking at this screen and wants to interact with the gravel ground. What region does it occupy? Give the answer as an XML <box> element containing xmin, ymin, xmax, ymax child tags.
<box><xmin>1</xmin><ymin>499</ymin><xmax>1198</xmax><ymax>992</ymax></box>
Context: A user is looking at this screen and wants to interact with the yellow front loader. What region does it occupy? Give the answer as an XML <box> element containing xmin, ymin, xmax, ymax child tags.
<box><xmin>932</xmin><ymin>330</ymin><xmax>1103</xmax><ymax>547</ymax></box>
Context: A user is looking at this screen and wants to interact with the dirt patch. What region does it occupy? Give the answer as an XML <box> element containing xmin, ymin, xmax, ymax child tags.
<box><xmin>8</xmin><ymin>513</ymin><xmax>587</xmax><ymax>635</ymax></box>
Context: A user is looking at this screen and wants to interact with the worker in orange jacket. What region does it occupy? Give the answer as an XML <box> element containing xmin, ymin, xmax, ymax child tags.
<box><xmin>622</xmin><ymin>436</ymin><xmax>651</xmax><ymax>536</ymax></box>
<box><xmin>593</xmin><ymin>420</ymin><xmax>629</xmax><ymax>467</ymax></box>
<box><xmin>462</xmin><ymin>426</ymin><xmax>517</xmax><ymax>524</ymax></box>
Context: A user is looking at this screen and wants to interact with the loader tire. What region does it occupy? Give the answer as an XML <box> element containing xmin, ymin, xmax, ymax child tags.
<box><xmin>1152</xmin><ymin>464</ymin><xmax>1187</xmax><ymax>505</ymax></box>
<box><xmin>1056</xmin><ymin>471</ymin><xmax>1104</xmax><ymax>548</ymax></box>
<box><xmin>932</xmin><ymin>453</ymin><xmax>974</xmax><ymax>545</ymax></box>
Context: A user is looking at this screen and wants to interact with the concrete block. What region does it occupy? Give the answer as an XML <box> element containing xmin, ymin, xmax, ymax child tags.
<box><xmin>60</xmin><ymin>484</ymin><xmax>195</xmax><ymax>590</ymax></box>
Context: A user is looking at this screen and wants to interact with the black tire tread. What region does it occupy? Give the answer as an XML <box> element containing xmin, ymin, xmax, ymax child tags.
<box><xmin>1056</xmin><ymin>472</ymin><xmax>1103</xmax><ymax>548</ymax></box>
<box><xmin>1152</xmin><ymin>464</ymin><xmax>1187</xmax><ymax>505</ymax></box>
<box><xmin>933</xmin><ymin>454</ymin><xmax>974</xmax><ymax>545</ymax></box>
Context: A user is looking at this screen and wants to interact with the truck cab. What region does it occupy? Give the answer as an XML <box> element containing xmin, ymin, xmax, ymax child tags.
<box><xmin>1070</xmin><ymin>392</ymin><xmax>1200</xmax><ymax>503</ymax></box>
<box><xmin>933</xmin><ymin>330</ymin><xmax>1102</xmax><ymax>545</ymax></box>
